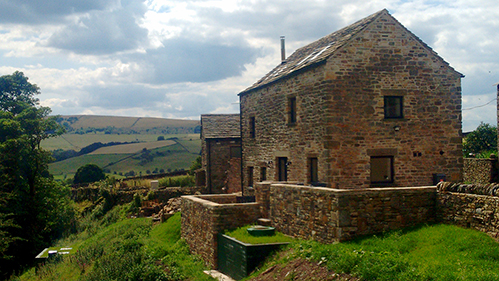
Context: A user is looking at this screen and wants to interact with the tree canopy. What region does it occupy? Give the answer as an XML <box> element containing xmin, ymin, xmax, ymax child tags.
<box><xmin>0</xmin><ymin>71</ymin><xmax>74</xmax><ymax>279</ymax></box>
<box><xmin>74</xmin><ymin>163</ymin><xmax>106</xmax><ymax>185</ymax></box>
<box><xmin>463</xmin><ymin>122</ymin><xmax>497</xmax><ymax>157</ymax></box>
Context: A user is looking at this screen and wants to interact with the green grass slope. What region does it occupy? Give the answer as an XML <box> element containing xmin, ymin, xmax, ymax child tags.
<box><xmin>247</xmin><ymin>224</ymin><xmax>499</xmax><ymax>281</ymax></box>
<box><xmin>17</xmin><ymin>212</ymin><xmax>213</xmax><ymax>281</ymax></box>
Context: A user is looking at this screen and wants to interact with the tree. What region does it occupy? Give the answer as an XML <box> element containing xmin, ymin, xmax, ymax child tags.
<box><xmin>0</xmin><ymin>71</ymin><xmax>40</xmax><ymax>114</ymax></box>
<box><xmin>463</xmin><ymin>122</ymin><xmax>497</xmax><ymax>157</ymax></box>
<box><xmin>74</xmin><ymin>164</ymin><xmax>106</xmax><ymax>185</ymax></box>
<box><xmin>0</xmin><ymin>71</ymin><xmax>72</xmax><ymax>278</ymax></box>
<box><xmin>189</xmin><ymin>155</ymin><xmax>202</xmax><ymax>174</ymax></box>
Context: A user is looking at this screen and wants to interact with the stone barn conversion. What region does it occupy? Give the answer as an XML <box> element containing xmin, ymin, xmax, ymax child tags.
<box><xmin>239</xmin><ymin>8</ymin><xmax>463</xmax><ymax>192</ymax></box>
<box><xmin>200</xmin><ymin>114</ymin><xmax>242</xmax><ymax>194</ymax></box>
<box><xmin>182</xmin><ymin>10</ymin><xmax>486</xmax><ymax>277</ymax></box>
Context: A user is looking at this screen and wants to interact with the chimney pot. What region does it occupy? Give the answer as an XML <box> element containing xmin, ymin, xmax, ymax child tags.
<box><xmin>280</xmin><ymin>36</ymin><xmax>286</xmax><ymax>62</ymax></box>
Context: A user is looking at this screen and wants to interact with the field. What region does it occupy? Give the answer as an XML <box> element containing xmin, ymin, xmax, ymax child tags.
<box><xmin>49</xmin><ymin>138</ymin><xmax>200</xmax><ymax>180</ymax></box>
<box><xmin>41</xmin><ymin>133</ymin><xmax>199</xmax><ymax>151</ymax></box>
<box><xmin>42</xmin><ymin>115</ymin><xmax>202</xmax><ymax>181</ymax></box>
<box><xmin>89</xmin><ymin>140</ymin><xmax>176</xmax><ymax>154</ymax></box>
<box><xmin>62</xmin><ymin>115</ymin><xmax>199</xmax><ymax>130</ymax></box>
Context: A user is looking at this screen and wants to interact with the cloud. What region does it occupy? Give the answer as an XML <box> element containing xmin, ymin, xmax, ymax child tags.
<box><xmin>0</xmin><ymin>0</ymin><xmax>117</xmax><ymax>24</ymax></box>
<box><xmin>47</xmin><ymin>0</ymin><xmax>148</xmax><ymax>54</ymax></box>
<box><xmin>128</xmin><ymin>37</ymin><xmax>262</xmax><ymax>83</ymax></box>
<box><xmin>1</xmin><ymin>0</ymin><xmax>498</xmax><ymax>132</ymax></box>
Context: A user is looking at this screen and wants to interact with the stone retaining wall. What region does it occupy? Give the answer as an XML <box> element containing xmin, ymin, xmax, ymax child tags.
<box><xmin>437</xmin><ymin>190</ymin><xmax>499</xmax><ymax>240</ymax></box>
<box><xmin>261</xmin><ymin>183</ymin><xmax>436</xmax><ymax>242</ymax></box>
<box><xmin>181</xmin><ymin>194</ymin><xmax>260</xmax><ymax>267</ymax></box>
<box><xmin>463</xmin><ymin>158</ymin><xmax>498</xmax><ymax>184</ymax></box>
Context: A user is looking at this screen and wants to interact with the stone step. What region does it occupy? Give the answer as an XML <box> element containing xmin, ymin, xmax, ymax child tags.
<box><xmin>257</xmin><ymin>218</ymin><xmax>272</xmax><ymax>226</ymax></box>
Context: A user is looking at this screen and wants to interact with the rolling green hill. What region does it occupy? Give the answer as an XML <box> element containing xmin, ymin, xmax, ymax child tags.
<box><xmin>49</xmin><ymin>138</ymin><xmax>200</xmax><ymax>180</ymax></box>
<box><xmin>42</xmin><ymin>115</ymin><xmax>202</xmax><ymax>181</ymax></box>
<box><xmin>55</xmin><ymin>115</ymin><xmax>201</xmax><ymax>135</ymax></box>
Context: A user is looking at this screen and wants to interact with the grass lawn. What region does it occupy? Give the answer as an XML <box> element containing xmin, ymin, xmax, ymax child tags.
<box><xmin>224</xmin><ymin>225</ymin><xmax>296</xmax><ymax>245</ymax></box>
<box><xmin>247</xmin><ymin>224</ymin><xmax>499</xmax><ymax>281</ymax></box>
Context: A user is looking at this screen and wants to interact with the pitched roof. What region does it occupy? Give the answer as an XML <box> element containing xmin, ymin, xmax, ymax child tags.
<box><xmin>239</xmin><ymin>9</ymin><xmax>462</xmax><ymax>95</ymax></box>
<box><xmin>201</xmin><ymin>114</ymin><xmax>240</xmax><ymax>139</ymax></box>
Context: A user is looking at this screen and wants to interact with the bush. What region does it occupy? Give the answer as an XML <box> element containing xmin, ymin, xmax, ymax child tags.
<box><xmin>464</xmin><ymin>122</ymin><xmax>497</xmax><ymax>157</ymax></box>
<box><xmin>158</xmin><ymin>175</ymin><xmax>195</xmax><ymax>187</ymax></box>
<box><xmin>74</xmin><ymin>164</ymin><xmax>106</xmax><ymax>185</ymax></box>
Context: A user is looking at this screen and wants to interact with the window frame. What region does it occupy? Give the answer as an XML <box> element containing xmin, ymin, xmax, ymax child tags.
<box><xmin>277</xmin><ymin>157</ymin><xmax>288</xmax><ymax>182</ymax></box>
<box><xmin>309</xmin><ymin>157</ymin><xmax>318</xmax><ymax>184</ymax></box>
<box><xmin>370</xmin><ymin>156</ymin><xmax>394</xmax><ymax>185</ymax></box>
<box><xmin>248</xmin><ymin>166</ymin><xmax>254</xmax><ymax>187</ymax></box>
<box><xmin>249</xmin><ymin>116</ymin><xmax>256</xmax><ymax>138</ymax></box>
<box><xmin>384</xmin><ymin>96</ymin><xmax>404</xmax><ymax>119</ymax></box>
<box><xmin>260</xmin><ymin>167</ymin><xmax>267</xmax><ymax>181</ymax></box>
<box><xmin>288</xmin><ymin>96</ymin><xmax>297</xmax><ymax>124</ymax></box>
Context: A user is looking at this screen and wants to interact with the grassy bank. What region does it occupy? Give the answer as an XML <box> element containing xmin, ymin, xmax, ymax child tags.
<box><xmin>247</xmin><ymin>224</ymin><xmax>499</xmax><ymax>280</ymax></box>
<box><xmin>16</xmin><ymin>210</ymin><xmax>213</xmax><ymax>281</ymax></box>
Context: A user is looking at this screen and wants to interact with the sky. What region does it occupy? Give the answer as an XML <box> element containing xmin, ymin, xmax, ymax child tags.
<box><xmin>0</xmin><ymin>0</ymin><xmax>497</xmax><ymax>132</ymax></box>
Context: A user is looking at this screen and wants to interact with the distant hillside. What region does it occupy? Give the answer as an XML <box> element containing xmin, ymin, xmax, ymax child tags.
<box><xmin>55</xmin><ymin>115</ymin><xmax>201</xmax><ymax>135</ymax></box>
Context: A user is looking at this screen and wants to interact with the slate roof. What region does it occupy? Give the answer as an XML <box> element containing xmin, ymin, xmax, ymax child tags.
<box><xmin>239</xmin><ymin>9</ymin><xmax>462</xmax><ymax>95</ymax></box>
<box><xmin>201</xmin><ymin>114</ymin><xmax>240</xmax><ymax>139</ymax></box>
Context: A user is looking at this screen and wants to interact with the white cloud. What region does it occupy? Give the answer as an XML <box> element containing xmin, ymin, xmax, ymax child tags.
<box><xmin>0</xmin><ymin>0</ymin><xmax>497</xmax><ymax>131</ymax></box>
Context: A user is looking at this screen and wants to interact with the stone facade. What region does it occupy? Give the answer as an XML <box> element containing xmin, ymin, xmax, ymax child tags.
<box><xmin>201</xmin><ymin>114</ymin><xmax>241</xmax><ymax>194</ymax></box>
<box><xmin>181</xmin><ymin>194</ymin><xmax>260</xmax><ymax>268</ymax></box>
<box><xmin>463</xmin><ymin>158</ymin><xmax>498</xmax><ymax>184</ymax></box>
<box><xmin>239</xmin><ymin>9</ymin><xmax>463</xmax><ymax>192</ymax></box>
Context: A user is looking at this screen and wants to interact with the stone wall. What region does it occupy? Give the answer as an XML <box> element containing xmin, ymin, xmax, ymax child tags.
<box><xmin>239</xmin><ymin>11</ymin><xmax>462</xmax><ymax>192</ymax></box>
<box><xmin>257</xmin><ymin>182</ymin><xmax>436</xmax><ymax>243</ymax></box>
<box><xmin>204</xmin><ymin>138</ymin><xmax>241</xmax><ymax>194</ymax></box>
<box><xmin>181</xmin><ymin>194</ymin><xmax>260</xmax><ymax>268</ymax></box>
<box><xmin>71</xmin><ymin>186</ymin><xmax>203</xmax><ymax>204</ymax></box>
<box><xmin>437</xmin><ymin>191</ymin><xmax>499</xmax><ymax>240</ymax></box>
<box><xmin>463</xmin><ymin>158</ymin><xmax>498</xmax><ymax>184</ymax></box>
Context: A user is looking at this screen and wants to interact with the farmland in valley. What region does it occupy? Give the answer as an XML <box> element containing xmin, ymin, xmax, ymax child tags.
<box><xmin>43</xmin><ymin>115</ymin><xmax>201</xmax><ymax>181</ymax></box>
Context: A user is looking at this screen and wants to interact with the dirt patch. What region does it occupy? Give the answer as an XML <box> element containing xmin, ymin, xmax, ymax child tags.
<box><xmin>247</xmin><ymin>258</ymin><xmax>358</xmax><ymax>281</ymax></box>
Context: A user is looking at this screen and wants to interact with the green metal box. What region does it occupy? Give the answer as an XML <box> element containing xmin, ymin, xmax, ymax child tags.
<box><xmin>217</xmin><ymin>234</ymin><xmax>288</xmax><ymax>280</ymax></box>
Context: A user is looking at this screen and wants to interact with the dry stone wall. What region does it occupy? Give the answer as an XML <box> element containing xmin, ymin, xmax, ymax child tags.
<box><xmin>261</xmin><ymin>183</ymin><xmax>436</xmax><ymax>242</ymax></box>
<box><xmin>437</xmin><ymin>191</ymin><xmax>499</xmax><ymax>240</ymax></box>
<box><xmin>463</xmin><ymin>158</ymin><xmax>498</xmax><ymax>184</ymax></box>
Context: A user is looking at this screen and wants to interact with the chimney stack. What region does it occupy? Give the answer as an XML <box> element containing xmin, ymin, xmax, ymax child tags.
<box><xmin>280</xmin><ymin>36</ymin><xmax>286</xmax><ymax>63</ymax></box>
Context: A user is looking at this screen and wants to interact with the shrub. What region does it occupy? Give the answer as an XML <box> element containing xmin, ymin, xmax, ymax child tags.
<box><xmin>158</xmin><ymin>175</ymin><xmax>195</xmax><ymax>187</ymax></box>
<box><xmin>74</xmin><ymin>164</ymin><xmax>106</xmax><ymax>185</ymax></box>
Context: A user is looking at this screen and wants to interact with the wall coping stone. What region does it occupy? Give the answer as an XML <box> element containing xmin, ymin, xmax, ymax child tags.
<box><xmin>270</xmin><ymin>184</ymin><xmax>436</xmax><ymax>194</ymax></box>
<box><xmin>182</xmin><ymin>194</ymin><xmax>260</xmax><ymax>208</ymax></box>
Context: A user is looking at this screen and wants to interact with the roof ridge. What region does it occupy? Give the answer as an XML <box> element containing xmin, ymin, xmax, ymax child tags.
<box><xmin>239</xmin><ymin>9</ymin><xmax>388</xmax><ymax>95</ymax></box>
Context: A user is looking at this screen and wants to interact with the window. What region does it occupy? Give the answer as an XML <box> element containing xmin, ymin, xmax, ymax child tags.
<box><xmin>248</xmin><ymin>167</ymin><xmax>254</xmax><ymax>187</ymax></box>
<box><xmin>277</xmin><ymin>157</ymin><xmax>288</xmax><ymax>181</ymax></box>
<box><xmin>230</xmin><ymin>146</ymin><xmax>241</xmax><ymax>158</ymax></box>
<box><xmin>370</xmin><ymin>156</ymin><xmax>394</xmax><ymax>184</ymax></box>
<box><xmin>249</xmin><ymin>116</ymin><xmax>256</xmax><ymax>138</ymax></box>
<box><xmin>384</xmin><ymin>96</ymin><xmax>403</xmax><ymax>119</ymax></box>
<box><xmin>309</xmin><ymin>157</ymin><xmax>318</xmax><ymax>184</ymax></box>
<box><xmin>260</xmin><ymin>167</ymin><xmax>267</xmax><ymax>181</ymax></box>
<box><xmin>288</xmin><ymin>97</ymin><xmax>297</xmax><ymax>124</ymax></box>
